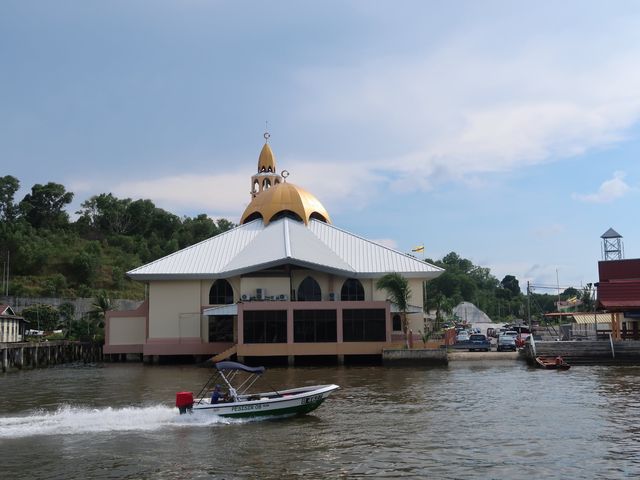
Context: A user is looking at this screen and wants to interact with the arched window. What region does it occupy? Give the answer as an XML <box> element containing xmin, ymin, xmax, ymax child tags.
<box><xmin>253</xmin><ymin>180</ymin><xmax>260</xmax><ymax>193</ymax></box>
<box><xmin>209</xmin><ymin>279</ymin><xmax>234</xmax><ymax>305</ymax></box>
<box><xmin>341</xmin><ymin>278</ymin><xmax>364</xmax><ymax>301</ymax></box>
<box><xmin>297</xmin><ymin>276</ymin><xmax>321</xmax><ymax>301</ymax></box>
<box><xmin>263</xmin><ymin>179</ymin><xmax>271</xmax><ymax>189</ymax></box>
<box><xmin>392</xmin><ymin>314</ymin><xmax>402</xmax><ymax>331</ymax></box>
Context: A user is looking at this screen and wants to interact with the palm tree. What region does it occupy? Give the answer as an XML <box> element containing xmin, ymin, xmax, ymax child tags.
<box><xmin>376</xmin><ymin>273</ymin><xmax>412</xmax><ymax>348</ymax></box>
<box><xmin>88</xmin><ymin>291</ymin><xmax>112</xmax><ymax>339</ymax></box>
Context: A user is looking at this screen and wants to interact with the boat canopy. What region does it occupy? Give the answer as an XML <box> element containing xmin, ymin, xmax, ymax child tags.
<box><xmin>215</xmin><ymin>361</ymin><xmax>265</xmax><ymax>374</ymax></box>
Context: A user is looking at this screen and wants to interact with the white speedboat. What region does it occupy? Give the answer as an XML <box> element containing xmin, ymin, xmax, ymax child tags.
<box><xmin>175</xmin><ymin>361</ymin><xmax>339</xmax><ymax>419</ymax></box>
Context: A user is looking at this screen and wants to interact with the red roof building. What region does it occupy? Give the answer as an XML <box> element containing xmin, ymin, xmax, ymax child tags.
<box><xmin>597</xmin><ymin>259</ymin><xmax>640</xmax><ymax>339</ymax></box>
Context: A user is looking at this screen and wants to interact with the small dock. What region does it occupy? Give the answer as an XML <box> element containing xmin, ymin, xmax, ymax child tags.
<box><xmin>523</xmin><ymin>338</ymin><xmax>640</xmax><ymax>366</ymax></box>
<box><xmin>1</xmin><ymin>341</ymin><xmax>102</xmax><ymax>372</ymax></box>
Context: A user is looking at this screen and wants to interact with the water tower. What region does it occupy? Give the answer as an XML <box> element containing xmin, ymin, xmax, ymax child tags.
<box><xmin>601</xmin><ymin>228</ymin><xmax>624</xmax><ymax>260</ymax></box>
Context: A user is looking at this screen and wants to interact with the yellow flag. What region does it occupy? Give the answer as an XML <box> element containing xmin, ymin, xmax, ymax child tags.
<box><xmin>412</xmin><ymin>245</ymin><xmax>424</xmax><ymax>253</ymax></box>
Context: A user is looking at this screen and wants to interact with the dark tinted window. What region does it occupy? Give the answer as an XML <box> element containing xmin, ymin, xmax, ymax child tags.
<box><xmin>294</xmin><ymin>310</ymin><xmax>337</xmax><ymax>342</ymax></box>
<box><xmin>343</xmin><ymin>309</ymin><xmax>386</xmax><ymax>342</ymax></box>
<box><xmin>209</xmin><ymin>279</ymin><xmax>234</xmax><ymax>305</ymax></box>
<box><xmin>341</xmin><ymin>278</ymin><xmax>365</xmax><ymax>301</ymax></box>
<box><xmin>297</xmin><ymin>276</ymin><xmax>322</xmax><ymax>301</ymax></box>
<box><xmin>243</xmin><ymin>310</ymin><xmax>287</xmax><ymax>343</ymax></box>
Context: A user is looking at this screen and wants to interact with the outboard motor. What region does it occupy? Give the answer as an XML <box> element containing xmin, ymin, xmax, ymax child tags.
<box><xmin>176</xmin><ymin>391</ymin><xmax>194</xmax><ymax>414</ymax></box>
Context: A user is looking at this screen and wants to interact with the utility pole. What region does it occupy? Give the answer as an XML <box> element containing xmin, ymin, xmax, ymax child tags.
<box><xmin>527</xmin><ymin>281</ymin><xmax>531</xmax><ymax>330</ymax></box>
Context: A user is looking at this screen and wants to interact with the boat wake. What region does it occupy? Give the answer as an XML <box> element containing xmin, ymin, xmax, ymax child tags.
<box><xmin>0</xmin><ymin>404</ymin><xmax>238</xmax><ymax>439</ymax></box>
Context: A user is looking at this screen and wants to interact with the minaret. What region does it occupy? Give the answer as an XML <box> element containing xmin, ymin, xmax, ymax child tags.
<box><xmin>250</xmin><ymin>132</ymin><xmax>283</xmax><ymax>198</ymax></box>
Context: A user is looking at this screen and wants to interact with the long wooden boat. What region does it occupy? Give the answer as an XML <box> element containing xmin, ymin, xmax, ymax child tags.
<box><xmin>535</xmin><ymin>356</ymin><xmax>571</xmax><ymax>370</ymax></box>
<box><xmin>176</xmin><ymin>361</ymin><xmax>339</xmax><ymax>419</ymax></box>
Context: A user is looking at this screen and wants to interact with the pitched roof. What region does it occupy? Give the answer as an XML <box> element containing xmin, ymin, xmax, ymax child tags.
<box><xmin>128</xmin><ymin>217</ymin><xmax>444</xmax><ymax>280</ymax></box>
<box><xmin>0</xmin><ymin>305</ymin><xmax>16</xmax><ymax>316</ymax></box>
<box><xmin>601</xmin><ymin>227</ymin><xmax>622</xmax><ymax>239</ymax></box>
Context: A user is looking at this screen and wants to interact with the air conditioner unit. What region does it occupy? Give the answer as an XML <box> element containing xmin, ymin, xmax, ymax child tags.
<box><xmin>279</xmin><ymin>294</ymin><xmax>287</xmax><ymax>301</ymax></box>
<box><xmin>241</xmin><ymin>294</ymin><xmax>248</xmax><ymax>301</ymax></box>
<box><xmin>256</xmin><ymin>288</ymin><xmax>265</xmax><ymax>300</ymax></box>
<box><xmin>329</xmin><ymin>292</ymin><xmax>336</xmax><ymax>301</ymax></box>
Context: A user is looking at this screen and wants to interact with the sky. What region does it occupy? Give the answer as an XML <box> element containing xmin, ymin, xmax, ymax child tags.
<box><xmin>2</xmin><ymin>1</ymin><xmax>640</xmax><ymax>292</ymax></box>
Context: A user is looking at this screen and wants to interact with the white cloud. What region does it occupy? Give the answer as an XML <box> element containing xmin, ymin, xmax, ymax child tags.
<box><xmin>295</xmin><ymin>29</ymin><xmax>640</xmax><ymax>195</ymax></box>
<box><xmin>572</xmin><ymin>171</ymin><xmax>632</xmax><ymax>203</ymax></box>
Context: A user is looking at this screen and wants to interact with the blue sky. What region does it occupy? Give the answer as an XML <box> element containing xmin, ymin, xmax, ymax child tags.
<box><xmin>2</xmin><ymin>1</ymin><xmax>639</xmax><ymax>291</ymax></box>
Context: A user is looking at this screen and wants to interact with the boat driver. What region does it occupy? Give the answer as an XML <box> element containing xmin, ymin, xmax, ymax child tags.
<box><xmin>211</xmin><ymin>385</ymin><xmax>223</xmax><ymax>404</ymax></box>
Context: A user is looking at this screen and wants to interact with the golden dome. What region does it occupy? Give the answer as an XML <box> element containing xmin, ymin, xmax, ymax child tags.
<box><xmin>241</xmin><ymin>182</ymin><xmax>332</xmax><ymax>226</ymax></box>
<box><xmin>258</xmin><ymin>143</ymin><xmax>276</xmax><ymax>173</ymax></box>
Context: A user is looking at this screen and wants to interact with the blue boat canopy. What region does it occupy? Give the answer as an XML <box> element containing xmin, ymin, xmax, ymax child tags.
<box><xmin>215</xmin><ymin>361</ymin><xmax>265</xmax><ymax>374</ymax></box>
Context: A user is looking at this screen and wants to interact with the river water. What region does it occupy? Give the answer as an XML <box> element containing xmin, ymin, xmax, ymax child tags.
<box><xmin>1</xmin><ymin>360</ymin><xmax>639</xmax><ymax>479</ymax></box>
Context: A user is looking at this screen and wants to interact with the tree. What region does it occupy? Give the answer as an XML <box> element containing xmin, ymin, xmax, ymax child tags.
<box><xmin>376</xmin><ymin>273</ymin><xmax>412</xmax><ymax>348</ymax></box>
<box><xmin>500</xmin><ymin>275</ymin><xmax>521</xmax><ymax>298</ymax></box>
<box><xmin>21</xmin><ymin>304</ymin><xmax>60</xmax><ymax>331</ymax></box>
<box><xmin>19</xmin><ymin>182</ymin><xmax>74</xmax><ymax>229</ymax></box>
<box><xmin>0</xmin><ymin>175</ymin><xmax>20</xmax><ymax>222</ymax></box>
<box><xmin>89</xmin><ymin>291</ymin><xmax>112</xmax><ymax>329</ymax></box>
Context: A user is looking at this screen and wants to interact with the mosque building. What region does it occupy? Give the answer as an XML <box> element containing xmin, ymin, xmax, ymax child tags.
<box><xmin>104</xmin><ymin>135</ymin><xmax>443</xmax><ymax>364</ymax></box>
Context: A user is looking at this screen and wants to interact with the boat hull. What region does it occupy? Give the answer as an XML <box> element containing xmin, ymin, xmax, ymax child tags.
<box><xmin>535</xmin><ymin>356</ymin><xmax>571</xmax><ymax>370</ymax></box>
<box><xmin>188</xmin><ymin>384</ymin><xmax>339</xmax><ymax>419</ymax></box>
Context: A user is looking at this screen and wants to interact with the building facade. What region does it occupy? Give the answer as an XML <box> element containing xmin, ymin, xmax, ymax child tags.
<box><xmin>105</xmin><ymin>138</ymin><xmax>443</xmax><ymax>362</ymax></box>
<box><xmin>0</xmin><ymin>305</ymin><xmax>27</xmax><ymax>343</ymax></box>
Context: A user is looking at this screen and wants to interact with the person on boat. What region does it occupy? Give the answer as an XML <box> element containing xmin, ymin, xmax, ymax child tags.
<box><xmin>555</xmin><ymin>355</ymin><xmax>564</xmax><ymax>366</ymax></box>
<box><xmin>211</xmin><ymin>385</ymin><xmax>222</xmax><ymax>404</ymax></box>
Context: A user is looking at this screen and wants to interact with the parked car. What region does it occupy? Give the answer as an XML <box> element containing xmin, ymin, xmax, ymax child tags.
<box><xmin>497</xmin><ymin>332</ymin><xmax>517</xmax><ymax>352</ymax></box>
<box><xmin>468</xmin><ymin>334</ymin><xmax>491</xmax><ymax>352</ymax></box>
<box><xmin>456</xmin><ymin>331</ymin><xmax>470</xmax><ymax>343</ymax></box>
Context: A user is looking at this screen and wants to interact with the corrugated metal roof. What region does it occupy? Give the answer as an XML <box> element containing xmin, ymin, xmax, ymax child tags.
<box><xmin>128</xmin><ymin>217</ymin><xmax>444</xmax><ymax>280</ymax></box>
<box><xmin>572</xmin><ymin>313</ymin><xmax>613</xmax><ymax>324</ymax></box>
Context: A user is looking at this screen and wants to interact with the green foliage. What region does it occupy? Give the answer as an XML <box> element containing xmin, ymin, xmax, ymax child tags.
<box><xmin>19</xmin><ymin>182</ymin><xmax>74</xmax><ymax>229</ymax></box>
<box><xmin>21</xmin><ymin>304</ymin><xmax>61</xmax><ymax>331</ymax></box>
<box><xmin>0</xmin><ymin>178</ymin><xmax>236</xmax><ymax>299</ymax></box>
<box><xmin>377</xmin><ymin>273</ymin><xmax>412</xmax><ymax>347</ymax></box>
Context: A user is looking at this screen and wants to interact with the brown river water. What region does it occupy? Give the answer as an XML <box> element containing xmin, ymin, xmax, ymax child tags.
<box><xmin>1</xmin><ymin>360</ymin><xmax>639</xmax><ymax>479</ymax></box>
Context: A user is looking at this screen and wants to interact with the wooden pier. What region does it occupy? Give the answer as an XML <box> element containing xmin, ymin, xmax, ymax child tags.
<box><xmin>0</xmin><ymin>341</ymin><xmax>102</xmax><ymax>372</ymax></box>
<box><xmin>523</xmin><ymin>338</ymin><xmax>640</xmax><ymax>366</ymax></box>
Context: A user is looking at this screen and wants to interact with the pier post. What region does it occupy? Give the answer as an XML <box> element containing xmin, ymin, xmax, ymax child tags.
<box><xmin>2</xmin><ymin>348</ymin><xmax>7</xmax><ymax>372</ymax></box>
<box><xmin>18</xmin><ymin>347</ymin><xmax>23</xmax><ymax>369</ymax></box>
<box><xmin>287</xmin><ymin>355</ymin><xmax>295</xmax><ymax>366</ymax></box>
<box><xmin>337</xmin><ymin>354</ymin><xmax>345</xmax><ymax>365</ymax></box>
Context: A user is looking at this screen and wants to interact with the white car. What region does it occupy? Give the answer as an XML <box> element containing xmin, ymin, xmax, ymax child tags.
<box><xmin>456</xmin><ymin>331</ymin><xmax>470</xmax><ymax>343</ymax></box>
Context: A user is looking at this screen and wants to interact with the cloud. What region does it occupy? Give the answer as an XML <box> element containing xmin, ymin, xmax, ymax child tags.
<box><xmin>294</xmin><ymin>28</ymin><xmax>640</xmax><ymax>194</ymax></box>
<box><xmin>572</xmin><ymin>171</ymin><xmax>632</xmax><ymax>203</ymax></box>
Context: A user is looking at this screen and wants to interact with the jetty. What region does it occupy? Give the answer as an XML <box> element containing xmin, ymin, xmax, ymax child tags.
<box><xmin>522</xmin><ymin>336</ymin><xmax>640</xmax><ymax>366</ymax></box>
<box><xmin>0</xmin><ymin>341</ymin><xmax>102</xmax><ymax>372</ymax></box>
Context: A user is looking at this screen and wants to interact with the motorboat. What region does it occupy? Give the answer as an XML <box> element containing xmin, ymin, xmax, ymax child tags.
<box><xmin>535</xmin><ymin>356</ymin><xmax>571</xmax><ymax>370</ymax></box>
<box><xmin>175</xmin><ymin>361</ymin><xmax>339</xmax><ymax>419</ymax></box>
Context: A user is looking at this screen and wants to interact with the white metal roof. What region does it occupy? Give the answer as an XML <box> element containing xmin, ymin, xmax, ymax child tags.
<box><xmin>128</xmin><ymin>217</ymin><xmax>444</xmax><ymax>280</ymax></box>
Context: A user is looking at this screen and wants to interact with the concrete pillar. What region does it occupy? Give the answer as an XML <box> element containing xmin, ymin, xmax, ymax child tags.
<box><xmin>2</xmin><ymin>349</ymin><xmax>7</xmax><ymax>373</ymax></box>
<box><xmin>237</xmin><ymin>355</ymin><xmax>245</xmax><ymax>364</ymax></box>
<box><xmin>18</xmin><ymin>347</ymin><xmax>23</xmax><ymax>369</ymax></box>
<box><xmin>287</xmin><ymin>355</ymin><xmax>295</xmax><ymax>366</ymax></box>
<box><xmin>337</xmin><ymin>354</ymin><xmax>345</xmax><ymax>365</ymax></box>
<box><xmin>33</xmin><ymin>346</ymin><xmax>38</xmax><ymax>367</ymax></box>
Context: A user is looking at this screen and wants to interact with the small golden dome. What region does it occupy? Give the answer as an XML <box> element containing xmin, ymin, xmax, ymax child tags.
<box><xmin>241</xmin><ymin>182</ymin><xmax>332</xmax><ymax>226</ymax></box>
<box><xmin>258</xmin><ymin>143</ymin><xmax>276</xmax><ymax>173</ymax></box>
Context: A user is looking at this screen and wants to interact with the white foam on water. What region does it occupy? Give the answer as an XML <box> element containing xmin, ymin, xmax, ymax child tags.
<box><xmin>0</xmin><ymin>404</ymin><xmax>240</xmax><ymax>438</ymax></box>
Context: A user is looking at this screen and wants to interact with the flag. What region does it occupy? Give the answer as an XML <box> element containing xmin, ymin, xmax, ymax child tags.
<box><xmin>412</xmin><ymin>245</ymin><xmax>424</xmax><ymax>253</ymax></box>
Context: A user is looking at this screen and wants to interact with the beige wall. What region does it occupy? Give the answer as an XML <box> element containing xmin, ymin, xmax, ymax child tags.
<box><xmin>241</xmin><ymin>277</ymin><xmax>290</xmax><ymax>300</ymax></box>
<box><xmin>149</xmin><ymin>280</ymin><xmax>201</xmax><ymax>339</ymax></box>
<box><xmin>109</xmin><ymin>316</ymin><xmax>146</xmax><ymax>345</ymax></box>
